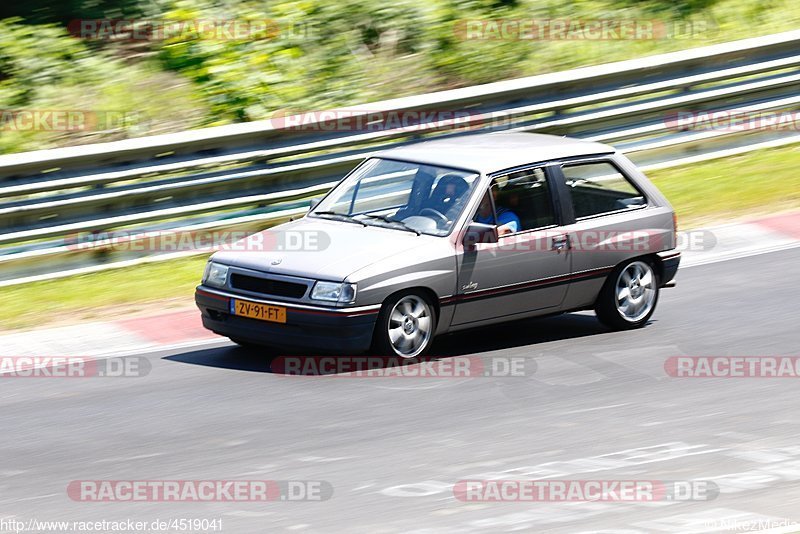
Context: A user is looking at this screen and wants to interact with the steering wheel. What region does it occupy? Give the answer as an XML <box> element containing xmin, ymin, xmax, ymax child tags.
<box><xmin>419</xmin><ymin>208</ymin><xmax>448</xmax><ymax>226</ymax></box>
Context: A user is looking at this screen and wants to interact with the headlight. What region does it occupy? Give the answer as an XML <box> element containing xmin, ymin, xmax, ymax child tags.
<box><xmin>202</xmin><ymin>262</ymin><xmax>229</xmax><ymax>288</ymax></box>
<box><xmin>310</xmin><ymin>281</ymin><xmax>357</xmax><ymax>304</ymax></box>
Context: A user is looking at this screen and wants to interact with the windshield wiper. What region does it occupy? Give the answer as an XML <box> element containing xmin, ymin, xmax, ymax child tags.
<box><xmin>313</xmin><ymin>211</ymin><xmax>367</xmax><ymax>226</ymax></box>
<box><xmin>362</xmin><ymin>214</ymin><xmax>421</xmax><ymax>235</ymax></box>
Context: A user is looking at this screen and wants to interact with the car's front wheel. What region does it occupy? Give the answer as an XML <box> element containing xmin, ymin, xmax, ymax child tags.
<box><xmin>373</xmin><ymin>292</ymin><xmax>436</xmax><ymax>358</ymax></box>
<box><xmin>595</xmin><ymin>259</ymin><xmax>659</xmax><ymax>330</ymax></box>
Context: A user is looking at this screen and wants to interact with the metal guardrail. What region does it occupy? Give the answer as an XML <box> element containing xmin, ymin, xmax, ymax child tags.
<box><xmin>2</xmin><ymin>29</ymin><xmax>800</xmax><ymax>285</ymax></box>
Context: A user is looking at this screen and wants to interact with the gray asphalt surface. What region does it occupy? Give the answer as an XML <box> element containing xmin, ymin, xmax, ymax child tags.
<box><xmin>2</xmin><ymin>248</ymin><xmax>800</xmax><ymax>533</ymax></box>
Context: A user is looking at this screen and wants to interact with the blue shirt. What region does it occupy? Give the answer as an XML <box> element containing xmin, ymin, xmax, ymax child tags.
<box><xmin>475</xmin><ymin>207</ymin><xmax>520</xmax><ymax>233</ymax></box>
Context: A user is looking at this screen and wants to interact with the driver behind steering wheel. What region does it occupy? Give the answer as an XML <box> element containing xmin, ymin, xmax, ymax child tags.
<box><xmin>474</xmin><ymin>179</ymin><xmax>521</xmax><ymax>236</ymax></box>
<box><xmin>423</xmin><ymin>174</ymin><xmax>471</xmax><ymax>223</ymax></box>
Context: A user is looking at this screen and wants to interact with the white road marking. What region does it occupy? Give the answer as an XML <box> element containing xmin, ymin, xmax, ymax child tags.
<box><xmin>561</xmin><ymin>402</ymin><xmax>630</xmax><ymax>414</ymax></box>
<box><xmin>681</xmin><ymin>221</ymin><xmax>800</xmax><ymax>267</ymax></box>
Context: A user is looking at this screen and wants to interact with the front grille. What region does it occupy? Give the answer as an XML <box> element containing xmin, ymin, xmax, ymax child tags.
<box><xmin>230</xmin><ymin>274</ymin><xmax>308</xmax><ymax>299</ymax></box>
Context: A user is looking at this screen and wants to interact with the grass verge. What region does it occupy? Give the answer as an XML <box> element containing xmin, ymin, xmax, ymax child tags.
<box><xmin>1</xmin><ymin>143</ymin><xmax>799</xmax><ymax>331</ymax></box>
<box><xmin>0</xmin><ymin>257</ymin><xmax>209</xmax><ymax>331</ymax></box>
<box><xmin>648</xmin><ymin>144</ymin><xmax>800</xmax><ymax>228</ymax></box>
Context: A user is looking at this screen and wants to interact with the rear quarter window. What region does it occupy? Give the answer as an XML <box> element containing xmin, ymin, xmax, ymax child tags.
<box><xmin>561</xmin><ymin>161</ymin><xmax>647</xmax><ymax>219</ymax></box>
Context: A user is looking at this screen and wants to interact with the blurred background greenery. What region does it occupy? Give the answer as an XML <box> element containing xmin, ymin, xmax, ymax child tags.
<box><xmin>1</xmin><ymin>0</ymin><xmax>799</xmax><ymax>153</ymax></box>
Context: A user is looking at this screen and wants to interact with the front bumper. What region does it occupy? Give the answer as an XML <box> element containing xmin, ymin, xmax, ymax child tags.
<box><xmin>195</xmin><ymin>286</ymin><xmax>379</xmax><ymax>353</ymax></box>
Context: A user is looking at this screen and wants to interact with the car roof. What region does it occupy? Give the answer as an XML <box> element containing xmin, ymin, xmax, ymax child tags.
<box><xmin>376</xmin><ymin>132</ymin><xmax>615</xmax><ymax>175</ymax></box>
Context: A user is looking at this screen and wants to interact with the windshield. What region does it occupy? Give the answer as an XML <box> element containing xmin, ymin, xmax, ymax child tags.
<box><xmin>310</xmin><ymin>158</ymin><xmax>480</xmax><ymax>236</ymax></box>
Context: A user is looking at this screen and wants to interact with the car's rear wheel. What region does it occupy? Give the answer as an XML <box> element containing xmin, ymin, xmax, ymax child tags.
<box><xmin>595</xmin><ymin>259</ymin><xmax>659</xmax><ymax>330</ymax></box>
<box><xmin>373</xmin><ymin>292</ymin><xmax>436</xmax><ymax>358</ymax></box>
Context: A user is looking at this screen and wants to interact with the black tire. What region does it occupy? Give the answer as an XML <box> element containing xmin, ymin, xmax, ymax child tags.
<box><xmin>595</xmin><ymin>259</ymin><xmax>660</xmax><ymax>330</ymax></box>
<box><xmin>372</xmin><ymin>291</ymin><xmax>437</xmax><ymax>358</ymax></box>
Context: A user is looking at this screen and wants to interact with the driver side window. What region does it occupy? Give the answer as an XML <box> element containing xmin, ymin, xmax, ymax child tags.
<box><xmin>499</xmin><ymin>167</ymin><xmax>556</xmax><ymax>231</ymax></box>
<box><xmin>473</xmin><ymin>187</ymin><xmax>497</xmax><ymax>226</ymax></box>
<box><xmin>479</xmin><ymin>168</ymin><xmax>556</xmax><ymax>234</ymax></box>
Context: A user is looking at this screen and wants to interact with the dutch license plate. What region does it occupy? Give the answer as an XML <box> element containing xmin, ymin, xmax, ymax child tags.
<box><xmin>231</xmin><ymin>299</ymin><xmax>287</xmax><ymax>324</ymax></box>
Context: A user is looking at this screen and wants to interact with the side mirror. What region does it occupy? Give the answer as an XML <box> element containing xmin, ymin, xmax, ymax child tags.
<box><xmin>308</xmin><ymin>198</ymin><xmax>320</xmax><ymax>211</ymax></box>
<box><xmin>463</xmin><ymin>222</ymin><xmax>498</xmax><ymax>246</ymax></box>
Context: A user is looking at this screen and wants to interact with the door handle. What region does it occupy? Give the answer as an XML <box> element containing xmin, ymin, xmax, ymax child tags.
<box><xmin>551</xmin><ymin>235</ymin><xmax>570</xmax><ymax>251</ymax></box>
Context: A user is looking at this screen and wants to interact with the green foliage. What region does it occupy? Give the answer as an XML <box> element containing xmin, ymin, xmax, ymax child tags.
<box><xmin>1</xmin><ymin>0</ymin><xmax>800</xmax><ymax>151</ymax></box>
<box><xmin>151</xmin><ymin>0</ymin><xmax>800</xmax><ymax>124</ymax></box>
<box><xmin>0</xmin><ymin>17</ymin><xmax>203</xmax><ymax>152</ymax></box>
<box><xmin>0</xmin><ymin>19</ymin><xmax>87</xmax><ymax>107</ymax></box>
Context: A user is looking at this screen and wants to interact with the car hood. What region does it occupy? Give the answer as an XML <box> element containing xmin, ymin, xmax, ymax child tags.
<box><xmin>210</xmin><ymin>217</ymin><xmax>434</xmax><ymax>282</ymax></box>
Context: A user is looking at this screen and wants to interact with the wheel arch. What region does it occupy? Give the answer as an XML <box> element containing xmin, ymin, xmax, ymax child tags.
<box><xmin>594</xmin><ymin>253</ymin><xmax>663</xmax><ymax>307</ymax></box>
<box><xmin>381</xmin><ymin>286</ymin><xmax>441</xmax><ymax>324</ymax></box>
<box><xmin>371</xmin><ymin>286</ymin><xmax>440</xmax><ymax>357</ymax></box>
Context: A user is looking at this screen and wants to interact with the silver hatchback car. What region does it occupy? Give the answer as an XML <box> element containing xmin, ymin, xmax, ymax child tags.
<box><xmin>196</xmin><ymin>132</ymin><xmax>680</xmax><ymax>358</ymax></box>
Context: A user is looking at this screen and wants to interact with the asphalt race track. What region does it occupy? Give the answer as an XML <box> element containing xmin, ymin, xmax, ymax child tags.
<box><xmin>2</xmin><ymin>248</ymin><xmax>799</xmax><ymax>533</ymax></box>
